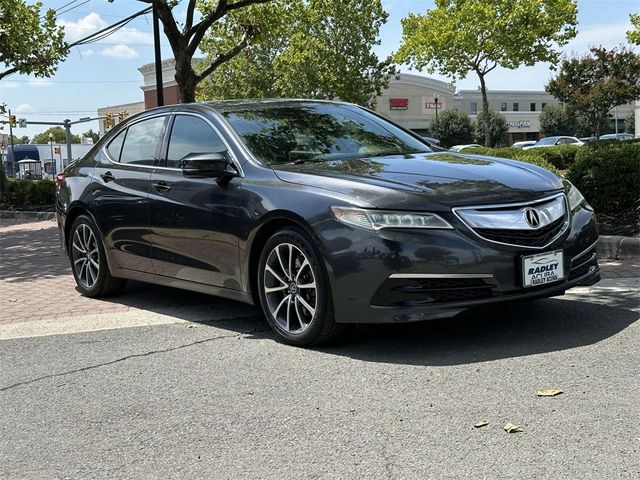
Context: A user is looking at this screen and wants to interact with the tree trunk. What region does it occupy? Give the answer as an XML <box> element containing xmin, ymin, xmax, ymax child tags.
<box><xmin>174</xmin><ymin>51</ymin><xmax>198</xmax><ymax>104</ymax></box>
<box><xmin>477</xmin><ymin>72</ymin><xmax>492</xmax><ymax>147</ymax></box>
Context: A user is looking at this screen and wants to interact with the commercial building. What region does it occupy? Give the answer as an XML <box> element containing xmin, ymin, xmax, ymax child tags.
<box><xmin>376</xmin><ymin>73</ymin><xmax>634</xmax><ymax>145</ymax></box>
<box><xmin>3</xmin><ymin>143</ymin><xmax>93</xmax><ymax>178</ymax></box>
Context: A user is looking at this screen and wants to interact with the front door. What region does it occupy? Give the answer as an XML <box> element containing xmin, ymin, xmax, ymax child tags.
<box><xmin>92</xmin><ymin>115</ymin><xmax>167</xmax><ymax>273</ymax></box>
<box><xmin>148</xmin><ymin>114</ymin><xmax>243</xmax><ymax>289</ymax></box>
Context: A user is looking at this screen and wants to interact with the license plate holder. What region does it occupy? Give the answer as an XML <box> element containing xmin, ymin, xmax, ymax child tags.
<box><xmin>522</xmin><ymin>250</ymin><xmax>564</xmax><ymax>288</ymax></box>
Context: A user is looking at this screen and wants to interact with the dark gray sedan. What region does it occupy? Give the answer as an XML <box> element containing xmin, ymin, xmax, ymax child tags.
<box><xmin>56</xmin><ymin>100</ymin><xmax>600</xmax><ymax>345</ymax></box>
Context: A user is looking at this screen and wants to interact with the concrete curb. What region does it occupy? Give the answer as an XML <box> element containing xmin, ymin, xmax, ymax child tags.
<box><xmin>597</xmin><ymin>235</ymin><xmax>640</xmax><ymax>260</ymax></box>
<box><xmin>0</xmin><ymin>210</ymin><xmax>55</xmax><ymax>221</ymax></box>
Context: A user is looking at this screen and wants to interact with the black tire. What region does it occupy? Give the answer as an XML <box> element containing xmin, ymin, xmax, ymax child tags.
<box><xmin>257</xmin><ymin>228</ymin><xmax>345</xmax><ymax>346</ymax></box>
<box><xmin>68</xmin><ymin>215</ymin><xmax>126</xmax><ymax>297</ymax></box>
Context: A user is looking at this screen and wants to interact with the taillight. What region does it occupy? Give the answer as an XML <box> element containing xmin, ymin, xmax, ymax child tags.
<box><xmin>55</xmin><ymin>173</ymin><xmax>65</xmax><ymax>187</ymax></box>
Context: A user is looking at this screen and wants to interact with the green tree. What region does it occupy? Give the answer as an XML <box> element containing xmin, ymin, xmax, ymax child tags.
<box><xmin>474</xmin><ymin>110</ymin><xmax>508</xmax><ymax>147</ymax></box>
<box><xmin>625</xmin><ymin>112</ymin><xmax>635</xmax><ymax>134</ymax></box>
<box><xmin>8</xmin><ymin>135</ymin><xmax>30</xmax><ymax>144</ymax></box>
<box><xmin>32</xmin><ymin>127</ymin><xmax>80</xmax><ymax>144</ymax></box>
<box><xmin>82</xmin><ymin>129</ymin><xmax>99</xmax><ymax>144</ymax></box>
<box><xmin>138</xmin><ymin>0</ymin><xmax>273</xmax><ymax>103</ymax></box>
<box><xmin>539</xmin><ymin>104</ymin><xmax>576</xmax><ymax>136</ymax></box>
<box><xmin>393</xmin><ymin>0</ymin><xmax>577</xmax><ymax>147</ymax></box>
<box><xmin>429</xmin><ymin>110</ymin><xmax>473</xmax><ymax>148</ymax></box>
<box><xmin>199</xmin><ymin>0</ymin><xmax>395</xmax><ymax>105</ymax></box>
<box><xmin>546</xmin><ymin>47</ymin><xmax>640</xmax><ymax>139</ymax></box>
<box><xmin>628</xmin><ymin>13</ymin><xmax>640</xmax><ymax>45</ymax></box>
<box><xmin>0</xmin><ymin>0</ymin><xmax>67</xmax><ymax>80</ymax></box>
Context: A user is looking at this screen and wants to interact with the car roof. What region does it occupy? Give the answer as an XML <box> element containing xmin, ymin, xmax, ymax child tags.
<box><xmin>139</xmin><ymin>99</ymin><xmax>352</xmax><ymax>117</ymax></box>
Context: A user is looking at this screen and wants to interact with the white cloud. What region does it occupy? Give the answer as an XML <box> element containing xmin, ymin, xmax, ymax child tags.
<box><xmin>82</xmin><ymin>49</ymin><xmax>95</xmax><ymax>57</ymax></box>
<box><xmin>564</xmin><ymin>21</ymin><xmax>633</xmax><ymax>55</ymax></box>
<box><xmin>59</xmin><ymin>12</ymin><xmax>152</xmax><ymax>60</ymax></box>
<box><xmin>0</xmin><ymin>81</ymin><xmax>19</xmax><ymax>89</ymax></box>
<box><xmin>28</xmin><ymin>78</ymin><xmax>52</xmax><ymax>87</ymax></box>
<box><xmin>14</xmin><ymin>104</ymin><xmax>33</xmax><ymax>114</ymax></box>
<box><xmin>99</xmin><ymin>45</ymin><xmax>139</xmax><ymax>60</ymax></box>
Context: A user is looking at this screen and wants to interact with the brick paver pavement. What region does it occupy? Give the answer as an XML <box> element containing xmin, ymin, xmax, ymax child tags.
<box><xmin>1</xmin><ymin>218</ymin><xmax>638</xmax><ymax>326</ymax></box>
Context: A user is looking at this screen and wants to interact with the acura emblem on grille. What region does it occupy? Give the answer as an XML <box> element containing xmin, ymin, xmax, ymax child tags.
<box><xmin>524</xmin><ymin>208</ymin><xmax>541</xmax><ymax>228</ymax></box>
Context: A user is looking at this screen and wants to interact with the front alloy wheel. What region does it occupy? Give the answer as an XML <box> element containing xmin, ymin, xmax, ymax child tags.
<box><xmin>263</xmin><ymin>242</ymin><xmax>318</xmax><ymax>334</ymax></box>
<box><xmin>258</xmin><ymin>228</ymin><xmax>344</xmax><ymax>346</ymax></box>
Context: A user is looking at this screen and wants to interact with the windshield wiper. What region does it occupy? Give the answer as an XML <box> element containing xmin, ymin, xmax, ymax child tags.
<box><xmin>366</xmin><ymin>150</ymin><xmax>426</xmax><ymax>158</ymax></box>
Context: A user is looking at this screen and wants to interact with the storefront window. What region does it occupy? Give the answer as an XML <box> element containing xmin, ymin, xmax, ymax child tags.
<box><xmin>513</xmin><ymin>103</ymin><xmax>519</xmax><ymax>112</ymax></box>
<box><xmin>530</xmin><ymin>102</ymin><xmax>536</xmax><ymax>112</ymax></box>
<box><xmin>470</xmin><ymin>102</ymin><xmax>477</xmax><ymax>114</ymax></box>
<box><xmin>500</xmin><ymin>102</ymin><xmax>507</xmax><ymax>112</ymax></box>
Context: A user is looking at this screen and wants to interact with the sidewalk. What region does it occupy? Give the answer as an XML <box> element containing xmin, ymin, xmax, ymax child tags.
<box><xmin>1</xmin><ymin>218</ymin><xmax>638</xmax><ymax>326</ymax></box>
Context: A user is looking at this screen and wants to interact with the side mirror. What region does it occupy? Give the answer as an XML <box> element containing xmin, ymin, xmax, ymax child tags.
<box><xmin>180</xmin><ymin>153</ymin><xmax>237</xmax><ymax>179</ymax></box>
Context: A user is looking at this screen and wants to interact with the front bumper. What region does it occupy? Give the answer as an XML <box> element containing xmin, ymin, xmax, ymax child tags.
<box><xmin>320</xmin><ymin>204</ymin><xmax>599</xmax><ymax>324</ymax></box>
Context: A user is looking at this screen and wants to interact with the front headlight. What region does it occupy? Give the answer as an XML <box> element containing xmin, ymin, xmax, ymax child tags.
<box><xmin>331</xmin><ymin>206</ymin><xmax>453</xmax><ymax>231</ymax></box>
<box><xmin>565</xmin><ymin>181</ymin><xmax>591</xmax><ymax>211</ymax></box>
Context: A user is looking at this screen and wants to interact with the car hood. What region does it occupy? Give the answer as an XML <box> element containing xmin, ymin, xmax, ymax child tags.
<box><xmin>271</xmin><ymin>152</ymin><xmax>563</xmax><ymax>210</ymax></box>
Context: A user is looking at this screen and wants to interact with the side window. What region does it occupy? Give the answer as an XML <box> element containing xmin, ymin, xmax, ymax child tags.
<box><xmin>166</xmin><ymin>115</ymin><xmax>227</xmax><ymax>169</ymax></box>
<box><xmin>107</xmin><ymin>128</ymin><xmax>127</xmax><ymax>161</ymax></box>
<box><xmin>120</xmin><ymin>116</ymin><xmax>166</xmax><ymax>166</ymax></box>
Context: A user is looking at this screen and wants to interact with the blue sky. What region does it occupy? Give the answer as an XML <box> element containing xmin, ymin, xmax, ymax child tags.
<box><xmin>0</xmin><ymin>0</ymin><xmax>637</xmax><ymax>140</ymax></box>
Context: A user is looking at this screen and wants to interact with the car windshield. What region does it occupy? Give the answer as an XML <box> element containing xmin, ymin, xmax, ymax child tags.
<box><xmin>536</xmin><ymin>137</ymin><xmax>559</xmax><ymax>145</ymax></box>
<box><xmin>222</xmin><ymin>103</ymin><xmax>431</xmax><ymax>165</ymax></box>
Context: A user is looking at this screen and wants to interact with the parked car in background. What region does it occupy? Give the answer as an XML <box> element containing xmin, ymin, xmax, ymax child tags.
<box><xmin>449</xmin><ymin>143</ymin><xmax>482</xmax><ymax>152</ymax></box>
<box><xmin>599</xmin><ymin>133</ymin><xmax>634</xmax><ymax>141</ymax></box>
<box><xmin>512</xmin><ymin>140</ymin><xmax>537</xmax><ymax>149</ymax></box>
<box><xmin>56</xmin><ymin>99</ymin><xmax>600</xmax><ymax>346</ymax></box>
<box><xmin>523</xmin><ymin>136</ymin><xmax>585</xmax><ymax>150</ymax></box>
<box><xmin>579</xmin><ymin>136</ymin><xmax>596</xmax><ymax>143</ymax></box>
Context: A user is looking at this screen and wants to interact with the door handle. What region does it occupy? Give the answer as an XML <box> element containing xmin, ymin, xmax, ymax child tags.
<box><xmin>100</xmin><ymin>171</ymin><xmax>115</xmax><ymax>182</ymax></box>
<box><xmin>152</xmin><ymin>182</ymin><xmax>171</xmax><ymax>193</ymax></box>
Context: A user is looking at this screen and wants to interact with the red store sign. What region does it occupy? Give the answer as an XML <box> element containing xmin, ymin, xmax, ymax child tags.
<box><xmin>389</xmin><ymin>98</ymin><xmax>409</xmax><ymax>110</ymax></box>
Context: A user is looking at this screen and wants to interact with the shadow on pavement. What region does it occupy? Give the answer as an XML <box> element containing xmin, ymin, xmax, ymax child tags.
<box><xmin>107</xmin><ymin>280</ymin><xmax>639</xmax><ymax>367</ymax></box>
<box><xmin>0</xmin><ymin>221</ymin><xmax>69</xmax><ymax>282</ymax></box>
<box><xmin>315</xmin><ymin>290</ymin><xmax>639</xmax><ymax>366</ymax></box>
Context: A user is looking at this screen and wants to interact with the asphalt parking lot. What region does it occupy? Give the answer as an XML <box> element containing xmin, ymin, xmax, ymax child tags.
<box><xmin>1</xmin><ymin>218</ymin><xmax>639</xmax><ymax>479</ymax></box>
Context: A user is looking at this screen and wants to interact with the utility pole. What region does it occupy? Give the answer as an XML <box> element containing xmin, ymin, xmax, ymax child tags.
<box><xmin>64</xmin><ymin>119</ymin><xmax>73</xmax><ymax>168</ymax></box>
<box><xmin>152</xmin><ymin>4</ymin><xmax>164</xmax><ymax>107</ymax></box>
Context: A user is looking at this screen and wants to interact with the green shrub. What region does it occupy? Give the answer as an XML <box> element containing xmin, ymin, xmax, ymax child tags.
<box><xmin>567</xmin><ymin>141</ymin><xmax>640</xmax><ymax>214</ymax></box>
<box><xmin>5</xmin><ymin>179</ymin><xmax>55</xmax><ymax>207</ymax></box>
<box><xmin>462</xmin><ymin>147</ymin><xmax>558</xmax><ymax>173</ymax></box>
<box><xmin>533</xmin><ymin>145</ymin><xmax>580</xmax><ymax>170</ymax></box>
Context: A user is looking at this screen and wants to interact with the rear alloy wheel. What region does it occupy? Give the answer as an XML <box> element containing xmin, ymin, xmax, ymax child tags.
<box><xmin>69</xmin><ymin>215</ymin><xmax>126</xmax><ymax>297</ymax></box>
<box><xmin>258</xmin><ymin>228</ymin><xmax>344</xmax><ymax>346</ymax></box>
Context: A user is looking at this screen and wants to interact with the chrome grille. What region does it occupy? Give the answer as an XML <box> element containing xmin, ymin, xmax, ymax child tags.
<box><xmin>454</xmin><ymin>194</ymin><xmax>570</xmax><ymax>249</ymax></box>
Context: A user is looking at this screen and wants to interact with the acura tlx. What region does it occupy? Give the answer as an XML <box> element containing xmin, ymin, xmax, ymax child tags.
<box><xmin>56</xmin><ymin>100</ymin><xmax>599</xmax><ymax>345</ymax></box>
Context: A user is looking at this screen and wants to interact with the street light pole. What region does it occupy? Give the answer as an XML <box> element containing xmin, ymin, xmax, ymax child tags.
<box><xmin>433</xmin><ymin>93</ymin><xmax>440</xmax><ymax>123</ymax></box>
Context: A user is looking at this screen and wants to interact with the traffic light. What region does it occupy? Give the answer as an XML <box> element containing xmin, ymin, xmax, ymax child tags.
<box><xmin>54</xmin><ymin>146</ymin><xmax>61</xmax><ymax>155</ymax></box>
<box><xmin>105</xmin><ymin>113</ymin><xmax>113</xmax><ymax>129</ymax></box>
<box><xmin>9</xmin><ymin>114</ymin><xmax>16</xmax><ymax>128</ymax></box>
<box><xmin>118</xmin><ymin>111</ymin><xmax>126</xmax><ymax>122</ymax></box>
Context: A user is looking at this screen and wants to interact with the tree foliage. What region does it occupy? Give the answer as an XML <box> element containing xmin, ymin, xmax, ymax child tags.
<box><xmin>428</xmin><ymin>110</ymin><xmax>473</xmax><ymax>148</ymax></box>
<box><xmin>539</xmin><ymin>104</ymin><xmax>576</xmax><ymax>136</ymax></box>
<box><xmin>474</xmin><ymin>110</ymin><xmax>508</xmax><ymax>147</ymax></box>
<box><xmin>32</xmin><ymin>127</ymin><xmax>80</xmax><ymax>144</ymax></box>
<box><xmin>0</xmin><ymin>0</ymin><xmax>67</xmax><ymax>80</ymax></box>
<box><xmin>198</xmin><ymin>0</ymin><xmax>395</xmax><ymax>105</ymax></box>
<box><xmin>139</xmin><ymin>0</ymin><xmax>273</xmax><ymax>103</ymax></box>
<box><xmin>628</xmin><ymin>13</ymin><xmax>640</xmax><ymax>45</ymax></box>
<box><xmin>82</xmin><ymin>129</ymin><xmax>99</xmax><ymax>143</ymax></box>
<box><xmin>625</xmin><ymin>112</ymin><xmax>635</xmax><ymax>135</ymax></box>
<box><xmin>393</xmin><ymin>0</ymin><xmax>577</xmax><ymax>146</ymax></box>
<box><xmin>546</xmin><ymin>47</ymin><xmax>640</xmax><ymax>139</ymax></box>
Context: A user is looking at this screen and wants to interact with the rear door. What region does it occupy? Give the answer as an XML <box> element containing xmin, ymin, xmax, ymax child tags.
<box><xmin>92</xmin><ymin>115</ymin><xmax>168</xmax><ymax>273</ymax></box>
<box><xmin>148</xmin><ymin>113</ymin><xmax>243</xmax><ymax>288</ymax></box>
